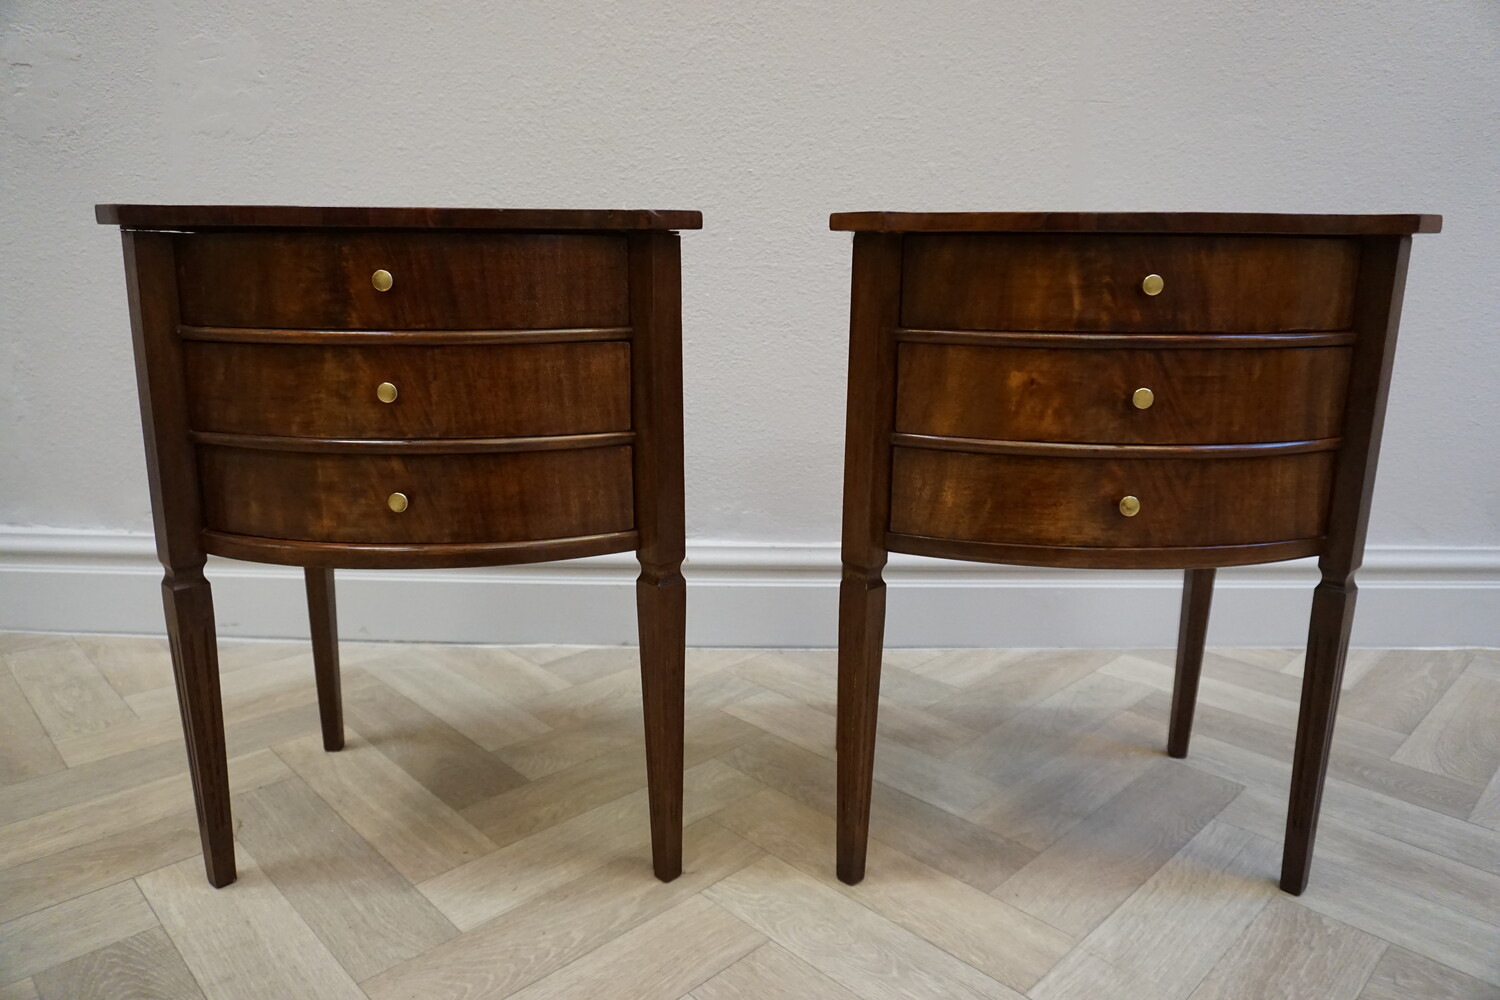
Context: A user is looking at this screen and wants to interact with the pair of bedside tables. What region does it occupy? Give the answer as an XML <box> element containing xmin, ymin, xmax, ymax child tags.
<box><xmin>98</xmin><ymin>205</ymin><xmax>1438</xmax><ymax>897</ymax></box>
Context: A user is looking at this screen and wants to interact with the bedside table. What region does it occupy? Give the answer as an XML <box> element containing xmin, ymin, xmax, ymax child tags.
<box><xmin>829</xmin><ymin>211</ymin><xmax>1440</xmax><ymax>894</ymax></box>
<box><xmin>97</xmin><ymin>204</ymin><xmax>700</xmax><ymax>887</ymax></box>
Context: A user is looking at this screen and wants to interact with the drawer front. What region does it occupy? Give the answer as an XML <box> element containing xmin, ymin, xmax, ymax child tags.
<box><xmin>198</xmin><ymin>446</ymin><xmax>634</xmax><ymax>544</ymax></box>
<box><xmin>889</xmin><ymin>448</ymin><xmax>1333</xmax><ymax>548</ymax></box>
<box><xmin>896</xmin><ymin>344</ymin><xmax>1350</xmax><ymax>445</ymax></box>
<box><xmin>901</xmin><ymin>234</ymin><xmax>1359</xmax><ymax>332</ymax></box>
<box><xmin>184</xmin><ymin>342</ymin><xmax>631</xmax><ymax>439</ymax></box>
<box><xmin>176</xmin><ymin>231</ymin><xmax>629</xmax><ymax>330</ymax></box>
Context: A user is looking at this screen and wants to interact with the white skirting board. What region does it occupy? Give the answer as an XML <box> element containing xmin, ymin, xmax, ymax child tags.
<box><xmin>0</xmin><ymin>528</ymin><xmax>1496</xmax><ymax>648</ymax></box>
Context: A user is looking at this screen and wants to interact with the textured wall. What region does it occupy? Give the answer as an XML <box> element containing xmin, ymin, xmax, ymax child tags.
<box><xmin>3</xmin><ymin>1</ymin><xmax>1497</xmax><ymax>554</ymax></box>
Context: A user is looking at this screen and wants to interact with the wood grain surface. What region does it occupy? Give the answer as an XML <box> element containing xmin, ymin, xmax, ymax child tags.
<box><xmin>176</xmin><ymin>231</ymin><xmax>629</xmax><ymax>330</ymax></box>
<box><xmin>901</xmin><ymin>234</ymin><xmax>1359</xmax><ymax>333</ymax></box>
<box><xmin>2</xmin><ymin>636</ymin><xmax>1496</xmax><ymax>997</ymax></box>
<box><xmin>197</xmin><ymin>444</ymin><xmax>635</xmax><ymax>545</ymax></box>
<box><xmin>184</xmin><ymin>341</ymin><xmax>631</xmax><ymax>439</ymax></box>
<box><xmin>896</xmin><ymin>343</ymin><xmax>1350</xmax><ymax>444</ymax></box>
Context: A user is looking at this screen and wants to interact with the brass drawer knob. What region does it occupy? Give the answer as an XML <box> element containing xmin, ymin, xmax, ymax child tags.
<box><xmin>1119</xmin><ymin>495</ymin><xmax>1141</xmax><ymax>517</ymax></box>
<box><xmin>372</xmin><ymin>269</ymin><xmax>394</xmax><ymax>292</ymax></box>
<box><xmin>1141</xmin><ymin>273</ymin><xmax>1164</xmax><ymax>296</ymax></box>
<box><xmin>376</xmin><ymin>382</ymin><xmax>398</xmax><ymax>403</ymax></box>
<box><xmin>1132</xmin><ymin>387</ymin><xmax>1155</xmax><ymax>409</ymax></box>
<box><xmin>387</xmin><ymin>492</ymin><xmax>409</xmax><ymax>513</ymax></box>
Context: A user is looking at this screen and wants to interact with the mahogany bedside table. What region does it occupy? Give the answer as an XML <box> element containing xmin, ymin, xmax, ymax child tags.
<box><xmin>829</xmin><ymin>211</ymin><xmax>1440</xmax><ymax>894</ymax></box>
<box><xmin>97</xmin><ymin>204</ymin><xmax>700</xmax><ymax>887</ymax></box>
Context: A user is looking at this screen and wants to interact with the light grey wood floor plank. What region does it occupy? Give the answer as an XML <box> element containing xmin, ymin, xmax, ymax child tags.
<box><xmin>946</xmin><ymin>669</ymin><xmax>1150</xmax><ymax>788</ymax></box>
<box><xmin>925</xmin><ymin>649</ymin><xmax>1120</xmax><ymax>733</ymax></box>
<box><xmin>0</xmin><ymin>670</ymin><xmax>64</xmax><ymax>786</ymax></box>
<box><xmin>718</xmin><ymin>733</ymin><xmax>1036</xmax><ymax>891</ymax></box>
<box><xmin>140</xmin><ymin>845</ymin><xmax>365</xmax><ymax>1000</ymax></box>
<box><xmin>1295</xmin><ymin>857</ymin><xmax>1500</xmax><ymax>985</ymax></box>
<box><xmin>420</xmin><ymin>759</ymin><xmax>761</xmax><ymax>931</ymax></box>
<box><xmin>1130</xmin><ymin>689</ymin><xmax>1484</xmax><ymax>818</ymax></box>
<box><xmin>1029</xmin><ymin>821</ymin><xmax>1280</xmax><ymax>1000</ymax></box>
<box><xmin>691</xmin><ymin>943</ymin><xmax>864</xmax><ymax>1000</ymax></box>
<box><xmin>0</xmin><ymin>750</ymin><xmax>288</xmax><ymax>870</ymax></box>
<box><xmin>1393</xmin><ymin>669</ymin><xmax>1500</xmax><ymax>785</ymax></box>
<box><xmin>1187</xmin><ymin>897</ymin><xmax>1386</xmax><ymax>1000</ymax></box>
<box><xmin>713</xmin><ymin>788</ymin><xmax>1071</xmax><ymax>992</ymax></box>
<box><xmin>0</xmin><ymin>880</ymin><xmax>157</xmax><ymax>984</ymax></box>
<box><xmin>1218</xmin><ymin>789</ymin><xmax>1500</xmax><ymax>932</ymax></box>
<box><xmin>1358</xmin><ymin>946</ymin><xmax>1500</xmax><ymax>1000</ymax></box>
<box><xmin>1166</xmin><ymin>726</ymin><xmax>1500</xmax><ymax>876</ymax></box>
<box><xmin>364</xmin><ymin>819</ymin><xmax>762</xmax><ymax>1000</ymax></box>
<box><xmin>995</xmin><ymin>759</ymin><xmax>1242</xmax><ymax>938</ymax></box>
<box><xmin>1340</xmin><ymin>650</ymin><xmax>1473</xmax><ymax>735</ymax></box>
<box><xmin>342</xmin><ymin>672</ymin><xmax>527</xmax><ymax>811</ymax></box>
<box><xmin>506</xmin><ymin>894</ymin><xmax>764</xmax><ymax>1000</ymax></box>
<box><xmin>2</xmin><ymin>638</ymin><xmax>1492</xmax><ymax>1000</ymax></box>
<box><xmin>361</xmin><ymin>648</ymin><xmax>552</xmax><ymax>750</ymax></box>
<box><xmin>6</xmin><ymin>642</ymin><xmax>136</xmax><ymax>742</ymax></box>
<box><xmin>0</xmin><ymin>812</ymin><xmax>201</xmax><ymax>923</ymax></box>
<box><xmin>74</xmin><ymin>636</ymin><xmax>175</xmax><ymax>700</ymax></box>
<box><xmin>32</xmin><ymin>926</ymin><xmax>205</xmax><ymax>1000</ymax></box>
<box><xmin>273</xmin><ymin>728</ymin><xmax>497</xmax><ymax>883</ymax></box>
<box><xmin>705</xmin><ymin>856</ymin><xmax>1024</xmax><ymax>1000</ymax></box>
<box><xmin>0</xmin><ymin>979</ymin><xmax>37</xmax><ymax>1000</ymax></box>
<box><xmin>965</xmin><ymin>709</ymin><xmax>1164</xmax><ymax>851</ymax></box>
<box><xmin>233</xmin><ymin>775</ymin><xmax>458</xmax><ymax>981</ymax></box>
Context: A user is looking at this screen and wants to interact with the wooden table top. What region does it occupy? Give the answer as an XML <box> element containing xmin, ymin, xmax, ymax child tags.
<box><xmin>95</xmin><ymin>204</ymin><xmax>703</xmax><ymax>231</ymax></box>
<box><xmin>829</xmin><ymin>211</ymin><xmax>1441</xmax><ymax>235</ymax></box>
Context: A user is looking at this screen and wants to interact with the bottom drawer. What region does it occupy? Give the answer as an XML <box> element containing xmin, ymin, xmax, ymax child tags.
<box><xmin>889</xmin><ymin>447</ymin><xmax>1333</xmax><ymax>549</ymax></box>
<box><xmin>199</xmin><ymin>445</ymin><xmax>634</xmax><ymax>545</ymax></box>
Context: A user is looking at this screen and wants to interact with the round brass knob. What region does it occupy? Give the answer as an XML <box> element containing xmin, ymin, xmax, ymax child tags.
<box><xmin>1132</xmin><ymin>387</ymin><xmax>1155</xmax><ymax>410</ymax></box>
<box><xmin>1141</xmin><ymin>273</ymin><xmax>1164</xmax><ymax>296</ymax></box>
<box><xmin>376</xmin><ymin>382</ymin><xmax>398</xmax><ymax>404</ymax></box>
<box><xmin>1118</xmin><ymin>495</ymin><xmax>1141</xmax><ymax>517</ymax></box>
<box><xmin>372</xmin><ymin>269</ymin><xmax>394</xmax><ymax>292</ymax></box>
<box><xmin>387</xmin><ymin>492</ymin><xmax>409</xmax><ymax>513</ymax></box>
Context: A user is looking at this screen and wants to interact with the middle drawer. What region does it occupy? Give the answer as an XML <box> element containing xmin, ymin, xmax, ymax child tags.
<box><xmin>184</xmin><ymin>341</ymin><xmax>631</xmax><ymax>439</ymax></box>
<box><xmin>896</xmin><ymin>343</ymin><xmax>1350</xmax><ymax>445</ymax></box>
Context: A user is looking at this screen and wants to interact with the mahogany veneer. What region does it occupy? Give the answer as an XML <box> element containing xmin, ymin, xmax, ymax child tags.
<box><xmin>896</xmin><ymin>343</ymin><xmax>1351</xmax><ymax>444</ymax></box>
<box><xmin>176</xmin><ymin>231</ymin><xmax>630</xmax><ymax>329</ymax></box>
<box><xmin>99</xmin><ymin>204</ymin><xmax>699</xmax><ymax>887</ymax></box>
<box><xmin>831</xmin><ymin>210</ymin><xmax>1440</xmax><ymax>895</ymax></box>
<box><xmin>902</xmin><ymin>234</ymin><xmax>1360</xmax><ymax>332</ymax></box>
<box><xmin>184</xmin><ymin>341</ymin><xmax>632</xmax><ymax>439</ymax></box>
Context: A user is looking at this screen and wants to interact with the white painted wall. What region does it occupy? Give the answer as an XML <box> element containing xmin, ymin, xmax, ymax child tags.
<box><xmin>2</xmin><ymin>1</ymin><xmax>1497</xmax><ymax>645</ymax></box>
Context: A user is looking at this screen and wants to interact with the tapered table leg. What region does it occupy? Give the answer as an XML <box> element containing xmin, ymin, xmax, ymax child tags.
<box><xmin>1279</xmin><ymin>236</ymin><xmax>1410</xmax><ymax>893</ymax></box>
<box><xmin>836</xmin><ymin>562</ymin><xmax>887</xmax><ymax>885</ymax></box>
<box><xmin>121</xmin><ymin>230</ymin><xmax>235</xmax><ymax>887</ymax></box>
<box><xmin>163</xmin><ymin>567</ymin><xmax>235</xmax><ymax>887</ymax></box>
<box><xmin>834</xmin><ymin>232</ymin><xmax>902</xmax><ymax>885</ymax></box>
<box><xmin>1168</xmin><ymin>568</ymin><xmax>1216</xmax><ymax>758</ymax></box>
<box><xmin>638</xmin><ymin>558</ymin><xmax>686</xmax><ymax>881</ymax></box>
<box><xmin>304</xmin><ymin>567</ymin><xmax>343</xmax><ymax>752</ymax></box>
<box><xmin>628</xmin><ymin>229</ymin><xmax>687</xmax><ymax>882</ymax></box>
<box><xmin>1281</xmin><ymin>573</ymin><xmax>1357</xmax><ymax>894</ymax></box>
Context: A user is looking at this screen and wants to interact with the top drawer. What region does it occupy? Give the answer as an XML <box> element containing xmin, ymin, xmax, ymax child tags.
<box><xmin>901</xmin><ymin>234</ymin><xmax>1359</xmax><ymax>333</ymax></box>
<box><xmin>175</xmin><ymin>231</ymin><xmax>630</xmax><ymax>330</ymax></box>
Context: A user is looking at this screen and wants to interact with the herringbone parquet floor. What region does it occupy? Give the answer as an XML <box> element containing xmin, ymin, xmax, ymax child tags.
<box><xmin>1</xmin><ymin>631</ymin><xmax>1497</xmax><ymax>999</ymax></box>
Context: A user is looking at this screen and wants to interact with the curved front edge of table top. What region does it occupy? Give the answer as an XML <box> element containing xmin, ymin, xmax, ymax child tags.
<box><xmin>886</xmin><ymin>532</ymin><xmax>1322</xmax><ymax>570</ymax></box>
<box><xmin>202</xmin><ymin>529</ymin><xmax>641</xmax><ymax>570</ymax></box>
